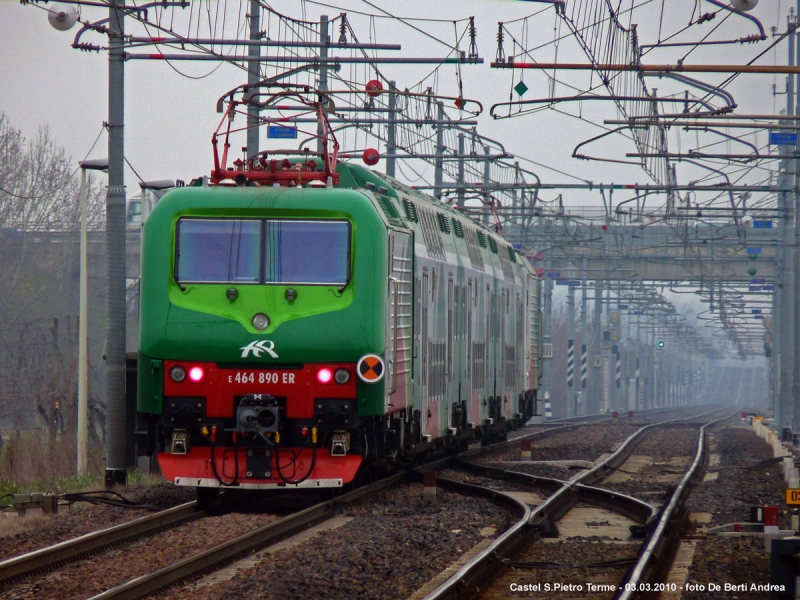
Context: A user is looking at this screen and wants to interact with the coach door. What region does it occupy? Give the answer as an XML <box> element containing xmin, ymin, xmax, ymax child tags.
<box><xmin>386</xmin><ymin>229</ymin><xmax>413</xmax><ymax>410</ymax></box>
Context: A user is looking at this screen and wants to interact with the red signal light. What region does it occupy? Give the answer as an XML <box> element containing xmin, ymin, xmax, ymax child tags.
<box><xmin>316</xmin><ymin>368</ymin><xmax>333</xmax><ymax>384</ymax></box>
<box><xmin>188</xmin><ymin>366</ymin><xmax>204</xmax><ymax>382</ymax></box>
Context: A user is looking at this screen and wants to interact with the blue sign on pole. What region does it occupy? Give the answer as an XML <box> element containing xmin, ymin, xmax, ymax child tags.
<box><xmin>764</xmin><ymin>284</ymin><xmax>775</xmax><ymax>291</ymax></box>
<box><xmin>751</xmin><ymin>278</ymin><xmax>766</xmax><ymax>284</ymax></box>
<box><xmin>619</xmin><ymin>304</ymin><xmax>628</xmax><ymax>309</ymax></box>
<box><xmin>753</xmin><ymin>220</ymin><xmax>773</xmax><ymax>229</ymax></box>
<box><xmin>754</xmin><ymin>315</ymin><xmax>765</xmax><ymax>320</ymax></box>
<box><xmin>770</xmin><ymin>131</ymin><xmax>798</xmax><ymax>146</ymax></box>
<box><xmin>546</xmin><ymin>272</ymin><xmax>561</xmax><ymax>278</ymax></box>
<box><xmin>749</xmin><ymin>285</ymin><xmax>762</xmax><ymax>291</ymax></box>
<box><xmin>268</xmin><ymin>126</ymin><xmax>298</xmax><ymax>139</ymax></box>
<box><xmin>752</xmin><ymin>309</ymin><xmax>762</xmax><ymax>314</ymax></box>
<box><xmin>746</xmin><ymin>247</ymin><xmax>762</xmax><ymax>255</ymax></box>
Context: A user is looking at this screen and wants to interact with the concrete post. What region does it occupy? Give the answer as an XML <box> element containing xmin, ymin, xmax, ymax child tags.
<box><xmin>246</xmin><ymin>0</ymin><xmax>261</xmax><ymax>158</ymax></box>
<box><xmin>105</xmin><ymin>0</ymin><xmax>127</xmax><ymax>487</ymax></box>
<box><xmin>386</xmin><ymin>81</ymin><xmax>397</xmax><ymax>178</ymax></box>
<box><xmin>317</xmin><ymin>15</ymin><xmax>329</xmax><ymax>155</ymax></box>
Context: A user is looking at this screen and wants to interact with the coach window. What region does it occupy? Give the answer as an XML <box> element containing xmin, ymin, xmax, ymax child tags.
<box><xmin>264</xmin><ymin>220</ymin><xmax>350</xmax><ymax>285</ymax></box>
<box><xmin>175</xmin><ymin>219</ymin><xmax>261</xmax><ymax>283</ymax></box>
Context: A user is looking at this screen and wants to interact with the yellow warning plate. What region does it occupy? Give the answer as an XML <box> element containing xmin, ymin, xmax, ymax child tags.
<box><xmin>786</xmin><ymin>489</ymin><xmax>800</xmax><ymax>505</ymax></box>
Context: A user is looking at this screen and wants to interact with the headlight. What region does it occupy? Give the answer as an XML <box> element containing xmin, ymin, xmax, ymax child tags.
<box><xmin>334</xmin><ymin>368</ymin><xmax>350</xmax><ymax>384</ymax></box>
<box><xmin>252</xmin><ymin>313</ymin><xmax>270</xmax><ymax>330</ymax></box>
<box><xmin>170</xmin><ymin>365</ymin><xmax>186</xmax><ymax>382</ymax></box>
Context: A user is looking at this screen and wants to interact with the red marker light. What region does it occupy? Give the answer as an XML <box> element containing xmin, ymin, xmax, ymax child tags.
<box><xmin>365</xmin><ymin>79</ymin><xmax>383</xmax><ymax>98</ymax></box>
<box><xmin>362</xmin><ymin>148</ymin><xmax>380</xmax><ymax>166</ymax></box>
<box><xmin>316</xmin><ymin>368</ymin><xmax>333</xmax><ymax>384</ymax></box>
<box><xmin>301</xmin><ymin>427</ymin><xmax>309</xmax><ymax>438</ymax></box>
<box><xmin>188</xmin><ymin>366</ymin><xmax>204</xmax><ymax>382</ymax></box>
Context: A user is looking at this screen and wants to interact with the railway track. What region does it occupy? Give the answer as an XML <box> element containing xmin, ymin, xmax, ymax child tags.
<box><xmin>87</xmin><ymin>465</ymin><xmax>536</xmax><ymax>600</ymax></box>
<box><xmin>0</xmin><ymin>406</ymin><xmax>715</xmax><ymax>599</ymax></box>
<box><xmin>0</xmin><ymin>501</ymin><xmax>203</xmax><ymax>586</ymax></box>
<box><xmin>85</xmin><ymin>471</ymin><xmax>416</xmax><ymax>600</ymax></box>
<box><xmin>423</xmin><ymin>408</ymin><xmax>734</xmax><ymax>599</ymax></box>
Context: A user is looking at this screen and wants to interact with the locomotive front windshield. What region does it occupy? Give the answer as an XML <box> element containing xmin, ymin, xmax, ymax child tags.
<box><xmin>175</xmin><ymin>218</ymin><xmax>351</xmax><ymax>285</ymax></box>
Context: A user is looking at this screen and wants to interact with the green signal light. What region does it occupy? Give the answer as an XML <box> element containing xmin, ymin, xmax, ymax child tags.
<box><xmin>657</xmin><ymin>340</ymin><xmax>665</xmax><ymax>348</ymax></box>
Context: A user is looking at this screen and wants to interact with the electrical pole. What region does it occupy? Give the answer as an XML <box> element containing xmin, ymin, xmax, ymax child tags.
<box><xmin>779</xmin><ymin>10</ymin><xmax>796</xmax><ymax>433</ymax></box>
<box><xmin>542</xmin><ymin>276</ymin><xmax>553</xmax><ymax>418</ymax></box>
<box><xmin>317</xmin><ymin>15</ymin><xmax>329</xmax><ymax>154</ymax></box>
<box><xmin>592</xmin><ymin>280</ymin><xmax>604</xmax><ymax>414</ymax></box>
<box><xmin>386</xmin><ymin>81</ymin><xmax>397</xmax><ymax>178</ymax></box>
<box><xmin>456</xmin><ymin>133</ymin><xmax>465</xmax><ymax>209</ymax></box>
<box><xmin>434</xmin><ymin>102</ymin><xmax>444</xmax><ymax>200</ymax></box>
<box><xmin>246</xmin><ymin>0</ymin><xmax>261</xmax><ymax>158</ymax></box>
<box><xmin>793</xmin><ymin>0</ymin><xmax>800</xmax><ymax>434</ymax></box>
<box><xmin>105</xmin><ymin>0</ymin><xmax>127</xmax><ymax>487</ymax></box>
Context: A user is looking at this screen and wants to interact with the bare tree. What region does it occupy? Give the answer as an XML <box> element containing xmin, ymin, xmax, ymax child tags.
<box><xmin>0</xmin><ymin>113</ymin><xmax>106</xmax><ymax>467</ymax></box>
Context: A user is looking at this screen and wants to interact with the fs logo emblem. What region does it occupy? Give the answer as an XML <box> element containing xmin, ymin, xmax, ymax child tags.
<box><xmin>240</xmin><ymin>340</ymin><xmax>278</xmax><ymax>358</ymax></box>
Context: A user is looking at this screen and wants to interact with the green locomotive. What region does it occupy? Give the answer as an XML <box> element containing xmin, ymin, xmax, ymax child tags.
<box><xmin>137</xmin><ymin>153</ymin><xmax>542</xmax><ymax>496</ymax></box>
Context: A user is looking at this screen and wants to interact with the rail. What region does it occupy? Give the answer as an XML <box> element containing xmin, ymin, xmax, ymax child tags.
<box><xmin>614</xmin><ymin>409</ymin><xmax>736</xmax><ymax>599</ymax></box>
<box><xmin>0</xmin><ymin>502</ymin><xmax>202</xmax><ymax>585</ymax></box>
<box><xmin>425</xmin><ymin>407</ymin><xmax>717</xmax><ymax>599</ymax></box>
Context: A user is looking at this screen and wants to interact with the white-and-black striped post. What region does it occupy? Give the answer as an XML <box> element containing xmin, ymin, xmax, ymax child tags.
<box><xmin>635</xmin><ymin>357</ymin><xmax>640</xmax><ymax>409</ymax></box>
<box><xmin>614</xmin><ymin>345</ymin><xmax>621</xmax><ymax>389</ymax></box>
<box><xmin>567</xmin><ymin>339</ymin><xmax>575</xmax><ymax>390</ymax></box>
<box><xmin>580</xmin><ymin>344</ymin><xmax>588</xmax><ymax>389</ymax></box>
<box><xmin>544</xmin><ymin>392</ymin><xmax>552</xmax><ymax>419</ymax></box>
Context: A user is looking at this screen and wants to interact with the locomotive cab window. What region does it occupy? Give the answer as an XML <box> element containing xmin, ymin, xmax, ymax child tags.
<box><xmin>264</xmin><ymin>220</ymin><xmax>350</xmax><ymax>285</ymax></box>
<box><xmin>176</xmin><ymin>219</ymin><xmax>261</xmax><ymax>283</ymax></box>
<box><xmin>175</xmin><ymin>218</ymin><xmax>351</xmax><ymax>285</ymax></box>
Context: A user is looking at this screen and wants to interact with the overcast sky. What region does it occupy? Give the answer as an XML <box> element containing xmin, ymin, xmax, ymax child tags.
<box><xmin>0</xmin><ymin>0</ymin><xmax>792</xmax><ymax>205</ymax></box>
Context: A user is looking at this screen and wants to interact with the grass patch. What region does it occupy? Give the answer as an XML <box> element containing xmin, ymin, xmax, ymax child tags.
<box><xmin>0</xmin><ymin>435</ymin><xmax>166</xmax><ymax>512</ymax></box>
<box><xmin>0</xmin><ymin>433</ymin><xmax>105</xmax><ymax>501</ymax></box>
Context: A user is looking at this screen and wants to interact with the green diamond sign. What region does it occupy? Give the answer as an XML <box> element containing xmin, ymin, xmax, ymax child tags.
<box><xmin>514</xmin><ymin>80</ymin><xmax>529</xmax><ymax>97</ymax></box>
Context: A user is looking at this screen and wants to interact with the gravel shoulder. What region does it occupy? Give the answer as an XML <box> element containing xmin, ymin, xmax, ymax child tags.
<box><xmin>682</xmin><ymin>425</ymin><xmax>792</xmax><ymax>599</ymax></box>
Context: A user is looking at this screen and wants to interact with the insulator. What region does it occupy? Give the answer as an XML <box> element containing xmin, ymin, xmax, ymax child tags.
<box><xmin>338</xmin><ymin>13</ymin><xmax>347</xmax><ymax>44</ymax></box>
<box><xmin>697</xmin><ymin>12</ymin><xmax>716</xmax><ymax>24</ymax></box>
<box><xmin>496</xmin><ymin>23</ymin><xmax>505</xmax><ymax>63</ymax></box>
<box><xmin>72</xmin><ymin>42</ymin><xmax>101</xmax><ymax>53</ymax></box>
<box><xmin>468</xmin><ymin>17</ymin><xmax>478</xmax><ymax>60</ymax></box>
